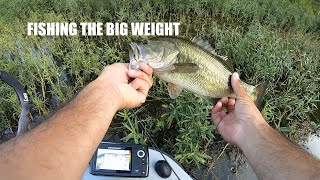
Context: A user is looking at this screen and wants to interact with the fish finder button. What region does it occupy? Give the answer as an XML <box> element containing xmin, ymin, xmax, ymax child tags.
<box><xmin>137</xmin><ymin>150</ymin><xmax>145</xmax><ymax>158</ymax></box>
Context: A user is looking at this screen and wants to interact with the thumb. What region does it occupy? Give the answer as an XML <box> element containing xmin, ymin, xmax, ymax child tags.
<box><xmin>231</xmin><ymin>72</ymin><xmax>248</xmax><ymax>99</ymax></box>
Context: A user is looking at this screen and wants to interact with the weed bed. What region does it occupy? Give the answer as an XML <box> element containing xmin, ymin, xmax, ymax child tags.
<box><xmin>0</xmin><ymin>0</ymin><xmax>319</xmax><ymax>171</ymax></box>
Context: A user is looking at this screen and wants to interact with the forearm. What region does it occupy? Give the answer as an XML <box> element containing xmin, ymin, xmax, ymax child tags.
<box><xmin>240</xmin><ymin>122</ymin><xmax>320</xmax><ymax>180</ymax></box>
<box><xmin>0</xmin><ymin>78</ymin><xmax>119</xmax><ymax>179</ymax></box>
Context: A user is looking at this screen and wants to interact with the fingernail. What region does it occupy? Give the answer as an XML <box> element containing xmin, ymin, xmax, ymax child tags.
<box><xmin>234</xmin><ymin>72</ymin><xmax>239</xmax><ymax>80</ymax></box>
<box><xmin>129</xmin><ymin>69</ymin><xmax>136</xmax><ymax>74</ymax></box>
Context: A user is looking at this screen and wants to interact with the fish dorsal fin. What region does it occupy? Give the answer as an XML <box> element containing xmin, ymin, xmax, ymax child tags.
<box><xmin>171</xmin><ymin>63</ymin><xmax>199</xmax><ymax>73</ymax></box>
<box><xmin>168</xmin><ymin>83</ymin><xmax>183</xmax><ymax>99</ymax></box>
<box><xmin>192</xmin><ymin>36</ymin><xmax>234</xmax><ymax>72</ymax></box>
<box><xmin>192</xmin><ymin>36</ymin><xmax>219</xmax><ymax>57</ymax></box>
<box><xmin>191</xmin><ymin>36</ymin><xmax>229</xmax><ymax>61</ymax></box>
<box><xmin>221</xmin><ymin>56</ymin><xmax>233</xmax><ymax>72</ymax></box>
<box><xmin>220</xmin><ymin>55</ymin><xmax>233</xmax><ymax>72</ymax></box>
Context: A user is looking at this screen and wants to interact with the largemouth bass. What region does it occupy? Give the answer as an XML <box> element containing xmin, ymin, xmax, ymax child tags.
<box><xmin>129</xmin><ymin>36</ymin><xmax>267</xmax><ymax>107</ymax></box>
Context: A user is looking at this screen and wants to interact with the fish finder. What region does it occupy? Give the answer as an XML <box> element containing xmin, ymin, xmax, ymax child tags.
<box><xmin>90</xmin><ymin>142</ymin><xmax>149</xmax><ymax>177</ymax></box>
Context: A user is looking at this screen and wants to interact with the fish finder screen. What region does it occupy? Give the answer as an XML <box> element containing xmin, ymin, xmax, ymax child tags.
<box><xmin>96</xmin><ymin>149</ymin><xmax>131</xmax><ymax>171</ymax></box>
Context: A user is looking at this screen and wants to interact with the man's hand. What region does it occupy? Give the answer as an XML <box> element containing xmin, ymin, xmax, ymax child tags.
<box><xmin>211</xmin><ymin>72</ymin><xmax>268</xmax><ymax>146</ymax></box>
<box><xmin>0</xmin><ymin>62</ymin><xmax>153</xmax><ymax>180</ymax></box>
<box><xmin>96</xmin><ymin>63</ymin><xmax>153</xmax><ymax>110</ymax></box>
<box><xmin>211</xmin><ymin>73</ymin><xmax>320</xmax><ymax>179</ymax></box>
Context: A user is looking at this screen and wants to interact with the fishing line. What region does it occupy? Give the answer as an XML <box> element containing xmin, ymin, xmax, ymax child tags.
<box><xmin>136</xmin><ymin>116</ymin><xmax>182</xmax><ymax>180</ymax></box>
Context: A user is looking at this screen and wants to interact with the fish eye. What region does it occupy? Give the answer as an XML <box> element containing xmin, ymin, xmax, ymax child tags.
<box><xmin>143</xmin><ymin>40</ymin><xmax>148</xmax><ymax>44</ymax></box>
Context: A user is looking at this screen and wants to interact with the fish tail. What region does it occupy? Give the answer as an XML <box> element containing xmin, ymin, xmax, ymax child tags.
<box><xmin>253</xmin><ymin>81</ymin><xmax>268</xmax><ymax>111</ymax></box>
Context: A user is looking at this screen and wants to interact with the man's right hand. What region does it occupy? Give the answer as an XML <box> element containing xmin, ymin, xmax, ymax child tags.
<box><xmin>211</xmin><ymin>72</ymin><xmax>269</xmax><ymax>147</ymax></box>
<box><xmin>96</xmin><ymin>63</ymin><xmax>153</xmax><ymax>110</ymax></box>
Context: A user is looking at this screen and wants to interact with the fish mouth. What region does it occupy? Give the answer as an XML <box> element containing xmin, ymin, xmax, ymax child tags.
<box><xmin>129</xmin><ymin>42</ymin><xmax>164</xmax><ymax>71</ymax></box>
<box><xmin>128</xmin><ymin>43</ymin><xmax>144</xmax><ymax>71</ymax></box>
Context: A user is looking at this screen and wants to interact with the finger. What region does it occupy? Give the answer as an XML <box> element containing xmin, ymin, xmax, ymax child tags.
<box><xmin>214</xmin><ymin>111</ymin><xmax>227</xmax><ymax>132</ymax></box>
<box><xmin>212</xmin><ymin>101</ymin><xmax>223</xmax><ymax>115</ymax></box>
<box><xmin>219</xmin><ymin>97</ymin><xmax>229</xmax><ymax>105</ymax></box>
<box><xmin>139</xmin><ymin>62</ymin><xmax>153</xmax><ymax>75</ymax></box>
<box><xmin>227</xmin><ymin>98</ymin><xmax>236</xmax><ymax>112</ymax></box>
<box><xmin>212</xmin><ymin>98</ymin><xmax>228</xmax><ymax>117</ymax></box>
<box><xmin>121</xmin><ymin>63</ymin><xmax>131</xmax><ymax>81</ymax></box>
<box><xmin>128</xmin><ymin>70</ymin><xmax>153</xmax><ymax>88</ymax></box>
<box><xmin>231</xmin><ymin>72</ymin><xmax>248</xmax><ymax>99</ymax></box>
<box><xmin>228</xmin><ymin>98</ymin><xmax>235</xmax><ymax>106</ymax></box>
<box><xmin>129</xmin><ymin>78</ymin><xmax>151</xmax><ymax>97</ymax></box>
<box><xmin>123</xmin><ymin>63</ymin><xmax>129</xmax><ymax>69</ymax></box>
<box><xmin>212</xmin><ymin>113</ymin><xmax>226</xmax><ymax>133</ymax></box>
<box><xmin>212</xmin><ymin>102</ymin><xmax>226</xmax><ymax>125</ymax></box>
<box><xmin>120</xmin><ymin>63</ymin><xmax>130</xmax><ymax>82</ymax></box>
<box><xmin>227</xmin><ymin>104</ymin><xmax>235</xmax><ymax>112</ymax></box>
<box><xmin>101</xmin><ymin>63</ymin><xmax>130</xmax><ymax>81</ymax></box>
<box><xmin>138</xmin><ymin>62</ymin><xmax>153</xmax><ymax>84</ymax></box>
<box><xmin>217</xmin><ymin>111</ymin><xmax>227</xmax><ymax>120</ymax></box>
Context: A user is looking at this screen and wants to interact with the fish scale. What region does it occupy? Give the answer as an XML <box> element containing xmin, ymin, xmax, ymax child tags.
<box><xmin>158</xmin><ymin>38</ymin><xmax>234</xmax><ymax>98</ymax></box>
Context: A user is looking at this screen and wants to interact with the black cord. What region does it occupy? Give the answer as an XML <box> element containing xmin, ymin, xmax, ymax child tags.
<box><xmin>136</xmin><ymin>116</ymin><xmax>182</xmax><ymax>180</ymax></box>
<box><xmin>0</xmin><ymin>70</ymin><xmax>30</xmax><ymax>135</ymax></box>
